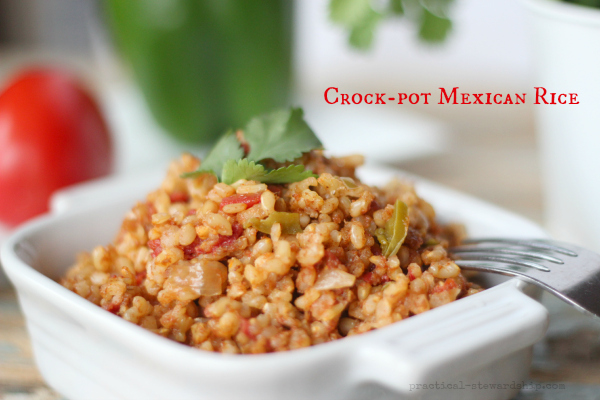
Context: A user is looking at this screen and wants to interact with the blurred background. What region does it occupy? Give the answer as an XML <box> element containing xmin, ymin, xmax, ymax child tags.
<box><xmin>1</xmin><ymin>0</ymin><xmax>600</xmax><ymax>398</ymax></box>
<box><xmin>0</xmin><ymin>0</ymin><xmax>539</xmax><ymax>216</ymax></box>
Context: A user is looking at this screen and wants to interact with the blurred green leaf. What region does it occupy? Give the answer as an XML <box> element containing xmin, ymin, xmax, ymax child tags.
<box><xmin>329</xmin><ymin>0</ymin><xmax>373</xmax><ymax>26</ymax></box>
<box><xmin>419</xmin><ymin>0</ymin><xmax>453</xmax><ymax>17</ymax></box>
<box><xmin>390</xmin><ymin>0</ymin><xmax>405</xmax><ymax>14</ymax></box>
<box><xmin>418</xmin><ymin>7</ymin><xmax>452</xmax><ymax>43</ymax></box>
<box><xmin>564</xmin><ymin>0</ymin><xmax>600</xmax><ymax>8</ymax></box>
<box><xmin>349</xmin><ymin>9</ymin><xmax>382</xmax><ymax>50</ymax></box>
<box><xmin>329</xmin><ymin>0</ymin><xmax>455</xmax><ymax>49</ymax></box>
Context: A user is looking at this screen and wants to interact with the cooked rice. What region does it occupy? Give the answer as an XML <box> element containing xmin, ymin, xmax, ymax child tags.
<box><xmin>61</xmin><ymin>151</ymin><xmax>482</xmax><ymax>354</ymax></box>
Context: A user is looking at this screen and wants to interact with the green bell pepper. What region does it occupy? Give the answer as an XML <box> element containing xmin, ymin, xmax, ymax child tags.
<box><xmin>104</xmin><ymin>0</ymin><xmax>292</xmax><ymax>143</ymax></box>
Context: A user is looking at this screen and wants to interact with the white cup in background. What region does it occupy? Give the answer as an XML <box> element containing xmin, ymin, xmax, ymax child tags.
<box><xmin>524</xmin><ymin>0</ymin><xmax>600</xmax><ymax>252</ymax></box>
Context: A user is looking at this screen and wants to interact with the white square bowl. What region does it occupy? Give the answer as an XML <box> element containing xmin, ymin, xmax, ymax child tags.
<box><xmin>1</xmin><ymin>165</ymin><xmax>548</xmax><ymax>400</ymax></box>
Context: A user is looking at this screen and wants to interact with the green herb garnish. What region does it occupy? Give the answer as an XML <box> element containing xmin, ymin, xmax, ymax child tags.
<box><xmin>245</xmin><ymin>108</ymin><xmax>322</xmax><ymax>163</ymax></box>
<box><xmin>184</xmin><ymin>108</ymin><xmax>322</xmax><ymax>185</ymax></box>
<box><xmin>181</xmin><ymin>130</ymin><xmax>243</xmax><ymax>178</ymax></box>
<box><xmin>257</xmin><ymin>165</ymin><xmax>318</xmax><ymax>184</ymax></box>
<box><xmin>221</xmin><ymin>159</ymin><xmax>265</xmax><ymax>184</ymax></box>
<box><xmin>222</xmin><ymin>160</ymin><xmax>318</xmax><ymax>185</ymax></box>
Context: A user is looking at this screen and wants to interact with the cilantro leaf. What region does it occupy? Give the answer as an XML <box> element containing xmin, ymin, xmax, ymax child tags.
<box><xmin>260</xmin><ymin>165</ymin><xmax>318</xmax><ymax>184</ymax></box>
<box><xmin>221</xmin><ymin>159</ymin><xmax>317</xmax><ymax>185</ymax></box>
<box><xmin>182</xmin><ymin>108</ymin><xmax>323</xmax><ymax>183</ymax></box>
<box><xmin>221</xmin><ymin>159</ymin><xmax>266</xmax><ymax>184</ymax></box>
<box><xmin>245</xmin><ymin>108</ymin><xmax>322</xmax><ymax>163</ymax></box>
<box><xmin>182</xmin><ymin>130</ymin><xmax>243</xmax><ymax>178</ymax></box>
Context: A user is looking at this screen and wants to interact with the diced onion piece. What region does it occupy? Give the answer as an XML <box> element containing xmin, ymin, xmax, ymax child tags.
<box><xmin>313</xmin><ymin>268</ymin><xmax>356</xmax><ymax>291</ymax></box>
<box><xmin>190</xmin><ymin>260</ymin><xmax>228</xmax><ymax>296</ymax></box>
<box><xmin>165</xmin><ymin>260</ymin><xmax>228</xmax><ymax>300</ymax></box>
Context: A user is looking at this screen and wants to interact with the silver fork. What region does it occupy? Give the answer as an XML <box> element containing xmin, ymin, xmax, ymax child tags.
<box><xmin>449</xmin><ymin>238</ymin><xmax>600</xmax><ymax>319</ymax></box>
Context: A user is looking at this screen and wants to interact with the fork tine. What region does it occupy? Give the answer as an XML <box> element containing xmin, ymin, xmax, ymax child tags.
<box><xmin>452</xmin><ymin>239</ymin><xmax>600</xmax><ymax>319</ymax></box>
<box><xmin>461</xmin><ymin>238</ymin><xmax>578</xmax><ymax>257</ymax></box>
<box><xmin>452</xmin><ymin>254</ymin><xmax>551</xmax><ymax>272</ymax></box>
<box><xmin>457</xmin><ymin>260</ymin><xmax>600</xmax><ymax>319</ymax></box>
<box><xmin>454</xmin><ymin>262</ymin><xmax>524</xmax><ymax>276</ymax></box>
<box><xmin>450</xmin><ymin>247</ymin><xmax>564</xmax><ymax>264</ymax></box>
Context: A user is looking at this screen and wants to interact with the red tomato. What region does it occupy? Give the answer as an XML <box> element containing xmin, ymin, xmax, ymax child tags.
<box><xmin>219</xmin><ymin>193</ymin><xmax>261</xmax><ymax>210</ymax></box>
<box><xmin>0</xmin><ymin>69</ymin><xmax>113</xmax><ymax>226</ymax></box>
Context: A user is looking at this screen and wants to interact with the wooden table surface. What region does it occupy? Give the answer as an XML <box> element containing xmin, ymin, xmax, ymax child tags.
<box><xmin>1</xmin><ymin>68</ymin><xmax>600</xmax><ymax>398</ymax></box>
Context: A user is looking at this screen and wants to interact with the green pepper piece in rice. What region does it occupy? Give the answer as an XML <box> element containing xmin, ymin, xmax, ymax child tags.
<box><xmin>377</xmin><ymin>199</ymin><xmax>409</xmax><ymax>258</ymax></box>
<box><xmin>246</xmin><ymin>212</ymin><xmax>303</xmax><ymax>235</ymax></box>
